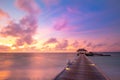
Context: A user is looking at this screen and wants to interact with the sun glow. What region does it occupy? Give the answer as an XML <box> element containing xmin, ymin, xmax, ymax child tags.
<box><xmin>0</xmin><ymin>0</ymin><xmax>120</xmax><ymax>52</ymax></box>
<box><xmin>18</xmin><ymin>45</ymin><xmax>25</xmax><ymax>49</ymax></box>
<box><xmin>0</xmin><ymin>71</ymin><xmax>10</xmax><ymax>80</ymax></box>
<box><xmin>11</xmin><ymin>47</ymin><xmax>16</xmax><ymax>50</ymax></box>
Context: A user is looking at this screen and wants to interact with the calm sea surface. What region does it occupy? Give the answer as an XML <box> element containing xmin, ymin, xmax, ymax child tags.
<box><xmin>0</xmin><ymin>52</ymin><xmax>120</xmax><ymax>80</ymax></box>
<box><xmin>89</xmin><ymin>52</ymin><xmax>120</xmax><ymax>80</ymax></box>
<box><xmin>0</xmin><ymin>53</ymin><xmax>75</xmax><ymax>80</ymax></box>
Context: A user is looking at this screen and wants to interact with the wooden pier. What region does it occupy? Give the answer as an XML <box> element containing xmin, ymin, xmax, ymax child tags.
<box><xmin>54</xmin><ymin>54</ymin><xmax>110</xmax><ymax>80</ymax></box>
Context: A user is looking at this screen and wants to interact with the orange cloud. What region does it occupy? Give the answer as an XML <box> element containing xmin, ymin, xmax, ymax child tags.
<box><xmin>0</xmin><ymin>45</ymin><xmax>10</xmax><ymax>51</ymax></box>
<box><xmin>0</xmin><ymin>9</ymin><xmax>9</xmax><ymax>19</ymax></box>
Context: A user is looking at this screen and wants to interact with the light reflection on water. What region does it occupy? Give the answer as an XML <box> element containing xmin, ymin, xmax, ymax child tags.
<box><xmin>0</xmin><ymin>53</ymin><xmax>75</xmax><ymax>80</ymax></box>
<box><xmin>0</xmin><ymin>70</ymin><xmax>10</xmax><ymax>80</ymax></box>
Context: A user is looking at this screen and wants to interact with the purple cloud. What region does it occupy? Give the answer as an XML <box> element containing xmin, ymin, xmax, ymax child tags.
<box><xmin>55</xmin><ymin>40</ymin><xmax>68</xmax><ymax>50</ymax></box>
<box><xmin>53</xmin><ymin>17</ymin><xmax>68</xmax><ymax>31</ymax></box>
<box><xmin>72</xmin><ymin>41</ymin><xmax>79</xmax><ymax>48</ymax></box>
<box><xmin>15</xmin><ymin>0</ymin><xmax>40</xmax><ymax>14</ymax></box>
<box><xmin>0</xmin><ymin>0</ymin><xmax>40</xmax><ymax>46</ymax></box>
<box><xmin>44</xmin><ymin>38</ymin><xmax>58</xmax><ymax>45</ymax></box>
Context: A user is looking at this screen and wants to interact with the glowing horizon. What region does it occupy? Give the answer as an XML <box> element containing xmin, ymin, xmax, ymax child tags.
<box><xmin>0</xmin><ymin>0</ymin><xmax>120</xmax><ymax>52</ymax></box>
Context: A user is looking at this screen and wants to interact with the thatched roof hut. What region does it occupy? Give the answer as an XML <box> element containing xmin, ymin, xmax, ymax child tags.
<box><xmin>77</xmin><ymin>48</ymin><xmax>87</xmax><ymax>52</ymax></box>
<box><xmin>77</xmin><ymin>48</ymin><xmax>87</xmax><ymax>54</ymax></box>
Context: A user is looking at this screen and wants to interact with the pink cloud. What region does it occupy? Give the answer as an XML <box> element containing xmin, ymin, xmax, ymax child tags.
<box><xmin>15</xmin><ymin>0</ymin><xmax>40</xmax><ymax>14</ymax></box>
<box><xmin>85</xmin><ymin>41</ymin><xmax>106</xmax><ymax>48</ymax></box>
<box><xmin>44</xmin><ymin>38</ymin><xmax>58</xmax><ymax>45</ymax></box>
<box><xmin>0</xmin><ymin>0</ymin><xmax>41</xmax><ymax>46</ymax></box>
<box><xmin>1</xmin><ymin>21</ymin><xmax>35</xmax><ymax>45</ymax></box>
<box><xmin>52</xmin><ymin>15</ymin><xmax>79</xmax><ymax>32</ymax></box>
<box><xmin>55</xmin><ymin>40</ymin><xmax>68</xmax><ymax>50</ymax></box>
<box><xmin>108</xmin><ymin>42</ymin><xmax>120</xmax><ymax>52</ymax></box>
<box><xmin>53</xmin><ymin>17</ymin><xmax>68</xmax><ymax>31</ymax></box>
<box><xmin>72</xmin><ymin>41</ymin><xmax>80</xmax><ymax>48</ymax></box>
<box><xmin>0</xmin><ymin>9</ymin><xmax>10</xmax><ymax>19</ymax></box>
<box><xmin>0</xmin><ymin>9</ymin><xmax>10</xmax><ymax>29</ymax></box>
<box><xmin>43</xmin><ymin>38</ymin><xmax>70</xmax><ymax>50</ymax></box>
<box><xmin>42</xmin><ymin>0</ymin><xmax>59</xmax><ymax>7</ymax></box>
<box><xmin>81</xmin><ymin>40</ymin><xmax>108</xmax><ymax>51</ymax></box>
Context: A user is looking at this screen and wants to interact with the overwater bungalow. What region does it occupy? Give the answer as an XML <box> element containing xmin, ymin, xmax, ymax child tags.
<box><xmin>77</xmin><ymin>48</ymin><xmax>87</xmax><ymax>56</ymax></box>
<box><xmin>77</xmin><ymin>48</ymin><xmax>94</xmax><ymax>56</ymax></box>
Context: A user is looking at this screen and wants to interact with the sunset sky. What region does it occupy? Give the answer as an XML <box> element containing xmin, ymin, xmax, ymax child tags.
<box><xmin>0</xmin><ymin>0</ymin><xmax>120</xmax><ymax>52</ymax></box>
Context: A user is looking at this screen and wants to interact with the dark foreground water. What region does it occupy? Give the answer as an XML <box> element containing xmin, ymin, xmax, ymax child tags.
<box><xmin>0</xmin><ymin>52</ymin><xmax>120</xmax><ymax>80</ymax></box>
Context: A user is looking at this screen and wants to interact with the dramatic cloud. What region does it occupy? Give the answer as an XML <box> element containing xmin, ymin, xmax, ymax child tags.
<box><xmin>53</xmin><ymin>17</ymin><xmax>68</xmax><ymax>31</ymax></box>
<box><xmin>0</xmin><ymin>0</ymin><xmax>40</xmax><ymax>46</ymax></box>
<box><xmin>0</xmin><ymin>9</ymin><xmax>9</xmax><ymax>19</ymax></box>
<box><xmin>43</xmin><ymin>39</ymin><xmax>81</xmax><ymax>51</ymax></box>
<box><xmin>44</xmin><ymin>38</ymin><xmax>58</xmax><ymax>45</ymax></box>
<box><xmin>55</xmin><ymin>40</ymin><xmax>68</xmax><ymax>50</ymax></box>
<box><xmin>1</xmin><ymin>22</ymin><xmax>23</xmax><ymax>37</ymax></box>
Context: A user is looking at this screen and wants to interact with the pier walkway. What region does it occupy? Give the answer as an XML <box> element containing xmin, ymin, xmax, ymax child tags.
<box><xmin>54</xmin><ymin>54</ymin><xmax>110</xmax><ymax>80</ymax></box>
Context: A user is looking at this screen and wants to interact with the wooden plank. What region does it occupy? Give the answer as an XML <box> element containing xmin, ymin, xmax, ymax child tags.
<box><xmin>54</xmin><ymin>54</ymin><xmax>110</xmax><ymax>80</ymax></box>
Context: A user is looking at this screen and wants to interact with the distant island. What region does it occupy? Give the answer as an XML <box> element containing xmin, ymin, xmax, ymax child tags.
<box><xmin>77</xmin><ymin>48</ymin><xmax>111</xmax><ymax>56</ymax></box>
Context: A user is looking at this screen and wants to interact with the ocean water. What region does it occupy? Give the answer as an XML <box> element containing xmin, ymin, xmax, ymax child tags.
<box><xmin>89</xmin><ymin>52</ymin><xmax>120</xmax><ymax>80</ymax></box>
<box><xmin>0</xmin><ymin>53</ymin><xmax>75</xmax><ymax>80</ymax></box>
<box><xmin>0</xmin><ymin>52</ymin><xmax>120</xmax><ymax>80</ymax></box>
